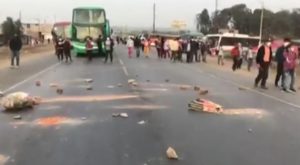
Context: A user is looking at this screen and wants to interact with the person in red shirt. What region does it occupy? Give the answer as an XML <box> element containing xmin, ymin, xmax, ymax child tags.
<box><xmin>282</xmin><ymin>44</ymin><xmax>298</xmax><ymax>92</ymax></box>
<box><xmin>231</xmin><ymin>43</ymin><xmax>240</xmax><ymax>71</ymax></box>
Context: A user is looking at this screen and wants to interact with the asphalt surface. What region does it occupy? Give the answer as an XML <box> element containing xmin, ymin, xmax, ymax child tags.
<box><xmin>0</xmin><ymin>45</ymin><xmax>300</xmax><ymax>165</ymax></box>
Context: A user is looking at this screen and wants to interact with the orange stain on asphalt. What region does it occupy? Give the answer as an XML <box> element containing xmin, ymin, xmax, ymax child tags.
<box><xmin>35</xmin><ymin>116</ymin><xmax>69</xmax><ymax>126</ymax></box>
<box><xmin>42</xmin><ymin>95</ymin><xmax>139</xmax><ymax>103</ymax></box>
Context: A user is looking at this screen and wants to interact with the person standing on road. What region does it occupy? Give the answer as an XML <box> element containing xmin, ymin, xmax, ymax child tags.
<box><xmin>85</xmin><ymin>37</ymin><xmax>94</xmax><ymax>61</ymax></box>
<box><xmin>254</xmin><ymin>39</ymin><xmax>273</xmax><ymax>89</ymax></box>
<box><xmin>63</xmin><ymin>38</ymin><xmax>72</xmax><ymax>63</ymax></box>
<box><xmin>246</xmin><ymin>46</ymin><xmax>254</xmax><ymax>71</ymax></box>
<box><xmin>143</xmin><ymin>39</ymin><xmax>150</xmax><ymax>58</ymax></box>
<box><xmin>237</xmin><ymin>43</ymin><xmax>243</xmax><ymax>69</ymax></box>
<box><xmin>186</xmin><ymin>40</ymin><xmax>191</xmax><ymax>63</ymax></box>
<box><xmin>231</xmin><ymin>43</ymin><xmax>240</xmax><ymax>71</ymax></box>
<box><xmin>96</xmin><ymin>35</ymin><xmax>104</xmax><ymax>57</ymax></box>
<box><xmin>155</xmin><ymin>39</ymin><xmax>161</xmax><ymax>58</ymax></box>
<box><xmin>217</xmin><ymin>46</ymin><xmax>224</xmax><ymax>66</ymax></box>
<box><xmin>134</xmin><ymin>36</ymin><xmax>141</xmax><ymax>58</ymax></box>
<box><xmin>190</xmin><ymin>39</ymin><xmax>199</xmax><ymax>63</ymax></box>
<box><xmin>200</xmin><ymin>42</ymin><xmax>207</xmax><ymax>63</ymax></box>
<box><xmin>282</xmin><ymin>44</ymin><xmax>297</xmax><ymax>92</ymax></box>
<box><xmin>9</xmin><ymin>34</ymin><xmax>22</xmax><ymax>69</ymax></box>
<box><xmin>169</xmin><ymin>38</ymin><xmax>180</xmax><ymax>62</ymax></box>
<box><xmin>104</xmin><ymin>37</ymin><xmax>114</xmax><ymax>63</ymax></box>
<box><xmin>126</xmin><ymin>37</ymin><xmax>134</xmax><ymax>58</ymax></box>
<box><xmin>57</xmin><ymin>37</ymin><xmax>65</xmax><ymax>62</ymax></box>
<box><xmin>275</xmin><ymin>38</ymin><xmax>290</xmax><ymax>88</ymax></box>
<box><xmin>163</xmin><ymin>39</ymin><xmax>170</xmax><ymax>59</ymax></box>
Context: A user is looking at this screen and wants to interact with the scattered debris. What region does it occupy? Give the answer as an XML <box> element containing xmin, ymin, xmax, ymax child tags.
<box><xmin>13</xmin><ymin>115</ymin><xmax>22</xmax><ymax>120</ymax></box>
<box><xmin>128</xmin><ymin>79</ymin><xmax>136</xmax><ymax>84</ymax></box>
<box><xmin>0</xmin><ymin>91</ymin><xmax>4</xmax><ymax>97</ymax></box>
<box><xmin>146</xmin><ymin>80</ymin><xmax>150</xmax><ymax>82</ymax></box>
<box><xmin>188</xmin><ymin>99</ymin><xmax>223</xmax><ymax>113</ymax></box>
<box><xmin>81</xmin><ymin>117</ymin><xmax>87</xmax><ymax>120</ymax></box>
<box><xmin>86</xmin><ymin>86</ymin><xmax>93</xmax><ymax>90</ymax></box>
<box><xmin>1</xmin><ymin>92</ymin><xmax>41</xmax><ymax>111</ymax></box>
<box><xmin>138</xmin><ymin>120</ymin><xmax>146</xmax><ymax>125</ymax></box>
<box><xmin>120</xmin><ymin>113</ymin><xmax>128</xmax><ymax>118</ymax></box>
<box><xmin>166</xmin><ymin>147</ymin><xmax>179</xmax><ymax>160</ymax></box>
<box><xmin>165</xmin><ymin>79</ymin><xmax>170</xmax><ymax>83</ymax></box>
<box><xmin>179</xmin><ymin>85</ymin><xmax>190</xmax><ymax>90</ymax></box>
<box><xmin>107</xmin><ymin>85</ymin><xmax>115</xmax><ymax>89</ymax></box>
<box><xmin>56</xmin><ymin>88</ymin><xmax>64</xmax><ymax>95</ymax></box>
<box><xmin>112</xmin><ymin>113</ymin><xmax>128</xmax><ymax>118</ymax></box>
<box><xmin>131</xmin><ymin>82</ymin><xmax>139</xmax><ymax>87</ymax></box>
<box><xmin>35</xmin><ymin>80</ymin><xmax>41</xmax><ymax>87</ymax></box>
<box><xmin>35</xmin><ymin>116</ymin><xmax>84</xmax><ymax>126</ymax></box>
<box><xmin>0</xmin><ymin>154</ymin><xmax>10</xmax><ymax>165</ymax></box>
<box><xmin>135</xmin><ymin>75</ymin><xmax>139</xmax><ymax>78</ymax></box>
<box><xmin>248</xmin><ymin>128</ymin><xmax>253</xmax><ymax>133</ymax></box>
<box><xmin>199</xmin><ymin>89</ymin><xmax>209</xmax><ymax>95</ymax></box>
<box><xmin>85</xmin><ymin>79</ymin><xmax>93</xmax><ymax>83</ymax></box>
<box><xmin>238</xmin><ymin>87</ymin><xmax>247</xmax><ymax>91</ymax></box>
<box><xmin>194</xmin><ymin>86</ymin><xmax>201</xmax><ymax>91</ymax></box>
<box><xmin>117</xmin><ymin>83</ymin><xmax>123</xmax><ymax>87</ymax></box>
<box><xmin>49</xmin><ymin>83</ymin><xmax>59</xmax><ymax>88</ymax></box>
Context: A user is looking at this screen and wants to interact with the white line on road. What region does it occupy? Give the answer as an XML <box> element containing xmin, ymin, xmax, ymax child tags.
<box><xmin>3</xmin><ymin>63</ymin><xmax>60</xmax><ymax>93</ymax></box>
<box><xmin>122</xmin><ymin>66</ymin><xmax>129</xmax><ymax>76</ymax></box>
<box><xmin>182</xmin><ymin>65</ymin><xmax>300</xmax><ymax>109</ymax></box>
<box><xmin>119</xmin><ymin>59</ymin><xmax>124</xmax><ymax>65</ymax></box>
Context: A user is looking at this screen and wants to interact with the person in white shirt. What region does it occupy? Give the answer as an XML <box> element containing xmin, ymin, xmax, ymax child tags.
<box><xmin>217</xmin><ymin>46</ymin><xmax>224</xmax><ymax>65</ymax></box>
<box><xmin>246</xmin><ymin>46</ymin><xmax>254</xmax><ymax>71</ymax></box>
<box><xmin>127</xmin><ymin>37</ymin><xmax>134</xmax><ymax>58</ymax></box>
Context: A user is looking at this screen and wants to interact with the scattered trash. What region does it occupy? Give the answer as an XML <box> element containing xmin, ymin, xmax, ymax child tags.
<box><xmin>146</xmin><ymin>80</ymin><xmax>150</xmax><ymax>82</ymax></box>
<box><xmin>35</xmin><ymin>80</ymin><xmax>41</xmax><ymax>87</ymax></box>
<box><xmin>49</xmin><ymin>83</ymin><xmax>59</xmax><ymax>88</ymax></box>
<box><xmin>86</xmin><ymin>86</ymin><xmax>93</xmax><ymax>90</ymax></box>
<box><xmin>56</xmin><ymin>88</ymin><xmax>64</xmax><ymax>95</ymax></box>
<box><xmin>13</xmin><ymin>115</ymin><xmax>22</xmax><ymax>120</ymax></box>
<box><xmin>199</xmin><ymin>89</ymin><xmax>209</xmax><ymax>95</ymax></box>
<box><xmin>166</xmin><ymin>147</ymin><xmax>179</xmax><ymax>160</ymax></box>
<box><xmin>179</xmin><ymin>85</ymin><xmax>190</xmax><ymax>90</ymax></box>
<box><xmin>165</xmin><ymin>79</ymin><xmax>170</xmax><ymax>83</ymax></box>
<box><xmin>138</xmin><ymin>120</ymin><xmax>146</xmax><ymax>125</ymax></box>
<box><xmin>194</xmin><ymin>86</ymin><xmax>201</xmax><ymax>91</ymax></box>
<box><xmin>188</xmin><ymin>99</ymin><xmax>223</xmax><ymax>113</ymax></box>
<box><xmin>81</xmin><ymin>117</ymin><xmax>87</xmax><ymax>120</ymax></box>
<box><xmin>120</xmin><ymin>113</ymin><xmax>128</xmax><ymax>118</ymax></box>
<box><xmin>107</xmin><ymin>85</ymin><xmax>115</xmax><ymax>89</ymax></box>
<box><xmin>238</xmin><ymin>87</ymin><xmax>247</xmax><ymax>91</ymax></box>
<box><xmin>117</xmin><ymin>83</ymin><xmax>123</xmax><ymax>87</ymax></box>
<box><xmin>1</xmin><ymin>92</ymin><xmax>41</xmax><ymax>111</ymax></box>
<box><xmin>112</xmin><ymin>113</ymin><xmax>128</xmax><ymax>118</ymax></box>
<box><xmin>248</xmin><ymin>128</ymin><xmax>253</xmax><ymax>133</ymax></box>
<box><xmin>85</xmin><ymin>79</ymin><xmax>93</xmax><ymax>83</ymax></box>
<box><xmin>135</xmin><ymin>75</ymin><xmax>139</xmax><ymax>78</ymax></box>
<box><xmin>128</xmin><ymin>79</ymin><xmax>136</xmax><ymax>84</ymax></box>
<box><xmin>0</xmin><ymin>91</ymin><xmax>4</xmax><ymax>97</ymax></box>
<box><xmin>131</xmin><ymin>82</ymin><xmax>139</xmax><ymax>87</ymax></box>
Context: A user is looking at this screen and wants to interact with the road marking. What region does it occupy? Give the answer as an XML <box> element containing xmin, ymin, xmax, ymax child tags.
<box><xmin>182</xmin><ymin>64</ymin><xmax>300</xmax><ymax>109</ymax></box>
<box><xmin>119</xmin><ymin>59</ymin><xmax>124</xmax><ymax>65</ymax></box>
<box><xmin>3</xmin><ymin>63</ymin><xmax>60</xmax><ymax>93</ymax></box>
<box><xmin>122</xmin><ymin>66</ymin><xmax>129</xmax><ymax>76</ymax></box>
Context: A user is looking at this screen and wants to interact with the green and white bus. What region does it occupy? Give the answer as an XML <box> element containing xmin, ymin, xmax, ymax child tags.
<box><xmin>71</xmin><ymin>7</ymin><xmax>111</xmax><ymax>56</ymax></box>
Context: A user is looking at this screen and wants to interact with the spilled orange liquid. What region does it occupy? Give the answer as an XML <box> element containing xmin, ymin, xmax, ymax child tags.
<box><xmin>35</xmin><ymin>116</ymin><xmax>69</xmax><ymax>126</ymax></box>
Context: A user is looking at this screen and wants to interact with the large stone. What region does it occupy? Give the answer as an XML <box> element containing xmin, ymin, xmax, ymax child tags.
<box><xmin>166</xmin><ymin>147</ymin><xmax>178</xmax><ymax>160</ymax></box>
<box><xmin>1</xmin><ymin>92</ymin><xmax>41</xmax><ymax>111</ymax></box>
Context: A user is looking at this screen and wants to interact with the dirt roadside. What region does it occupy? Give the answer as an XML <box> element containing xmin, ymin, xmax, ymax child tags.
<box><xmin>0</xmin><ymin>44</ymin><xmax>55</xmax><ymax>69</ymax></box>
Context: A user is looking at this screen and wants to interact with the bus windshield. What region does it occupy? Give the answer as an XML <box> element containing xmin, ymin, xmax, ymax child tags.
<box><xmin>73</xmin><ymin>9</ymin><xmax>105</xmax><ymax>24</ymax></box>
<box><xmin>74</xmin><ymin>25</ymin><xmax>102</xmax><ymax>41</ymax></box>
<box><xmin>220</xmin><ymin>37</ymin><xmax>259</xmax><ymax>47</ymax></box>
<box><xmin>53</xmin><ymin>25</ymin><xmax>71</xmax><ymax>38</ymax></box>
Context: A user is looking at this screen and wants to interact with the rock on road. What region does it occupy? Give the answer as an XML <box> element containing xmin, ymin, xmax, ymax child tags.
<box><xmin>0</xmin><ymin>45</ymin><xmax>300</xmax><ymax>165</ymax></box>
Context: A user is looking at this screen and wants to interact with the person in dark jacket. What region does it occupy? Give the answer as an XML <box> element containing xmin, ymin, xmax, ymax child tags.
<box><xmin>96</xmin><ymin>35</ymin><xmax>104</xmax><ymax>57</ymax></box>
<box><xmin>274</xmin><ymin>38</ymin><xmax>290</xmax><ymax>88</ymax></box>
<box><xmin>190</xmin><ymin>39</ymin><xmax>199</xmax><ymax>63</ymax></box>
<box><xmin>254</xmin><ymin>39</ymin><xmax>273</xmax><ymax>89</ymax></box>
<box><xmin>134</xmin><ymin>36</ymin><xmax>141</xmax><ymax>58</ymax></box>
<box><xmin>57</xmin><ymin>37</ymin><xmax>64</xmax><ymax>62</ymax></box>
<box><xmin>63</xmin><ymin>39</ymin><xmax>72</xmax><ymax>63</ymax></box>
<box><xmin>9</xmin><ymin>34</ymin><xmax>23</xmax><ymax>68</ymax></box>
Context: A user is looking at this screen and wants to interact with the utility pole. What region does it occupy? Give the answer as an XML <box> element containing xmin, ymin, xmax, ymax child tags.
<box><xmin>259</xmin><ymin>3</ymin><xmax>264</xmax><ymax>45</ymax></box>
<box><xmin>215</xmin><ymin>0</ymin><xmax>218</xmax><ymax>13</ymax></box>
<box><xmin>152</xmin><ymin>3</ymin><xmax>156</xmax><ymax>34</ymax></box>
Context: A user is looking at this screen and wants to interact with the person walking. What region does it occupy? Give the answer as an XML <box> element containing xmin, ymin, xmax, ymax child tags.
<box><xmin>254</xmin><ymin>39</ymin><xmax>273</xmax><ymax>89</ymax></box>
<box><xmin>57</xmin><ymin>37</ymin><xmax>65</xmax><ymax>62</ymax></box>
<box><xmin>190</xmin><ymin>39</ymin><xmax>199</xmax><ymax>63</ymax></box>
<box><xmin>231</xmin><ymin>43</ymin><xmax>240</xmax><ymax>71</ymax></box>
<box><xmin>134</xmin><ymin>36</ymin><xmax>141</xmax><ymax>58</ymax></box>
<box><xmin>282</xmin><ymin>44</ymin><xmax>297</xmax><ymax>92</ymax></box>
<box><xmin>9</xmin><ymin>34</ymin><xmax>22</xmax><ymax>68</ymax></box>
<box><xmin>186</xmin><ymin>40</ymin><xmax>191</xmax><ymax>63</ymax></box>
<box><xmin>155</xmin><ymin>39</ymin><xmax>161</xmax><ymax>58</ymax></box>
<box><xmin>96</xmin><ymin>35</ymin><xmax>104</xmax><ymax>57</ymax></box>
<box><xmin>169</xmin><ymin>39</ymin><xmax>180</xmax><ymax>62</ymax></box>
<box><xmin>246</xmin><ymin>46</ymin><xmax>254</xmax><ymax>71</ymax></box>
<box><xmin>200</xmin><ymin>42</ymin><xmax>207</xmax><ymax>63</ymax></box>
<box><xmin>217</xmin><ymin>46</ymin><xmax>224</xmax><ymax>66</ymax></box>
<box><xmin>63</xmin><ymin>38</ymin><xmax>72</xmax><ymax>63</ymax></box>
<box><xmin>143</xmin><ymin>39</ymin><xmax>150</xmax><ymax>58</ymax></box>
<box><xmin>237</xmin><ymin>43</ymin><xmax>243</xmax><ymax>69</ymax></box>
<box><xmin>104</xmin><ymin>37</ymin><xmax>114</xmax><ymax>63</ymax></box>
<box><xmin>275</xmin><ymin>38</ymin><xmax>290</xmax><ymax>88</ymax></box>
<box><xmin>127</xmin><ymin>37</ymin><xmax>134</xmax><ymax>58</ymax></box>
<box><xmin>163</xmin><ymin>40</ymin><xmax>170</xmax><ymax>59</ymax></box>
<box><xmin>85</xmin><ymin>37</ymin><xmax>94</xmax><ymax>61</ymax></box>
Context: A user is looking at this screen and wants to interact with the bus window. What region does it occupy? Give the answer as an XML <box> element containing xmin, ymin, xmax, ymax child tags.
<box><xmin>92</xmin><ymin>10</ymin><xmax>105</xmax><ymax>24</ymax></box>
<box><xmin>74</xmin><ymin>10</ymin><xmax>89</xmax><ymax>24</ymax></box>
<box><xmin>220</xmin><ymin>37</ymin><xmax>240</xmax><ymax>46</ymax></box>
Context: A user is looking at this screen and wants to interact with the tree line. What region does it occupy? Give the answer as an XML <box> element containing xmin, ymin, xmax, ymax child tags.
<box><xmin>196</xmin><ymin>4</ymin><xmax>300</xmax><ymax>38</ymax></box>
<box><xmin>1</xmin><ymin>17</ymin><xmax>23</xmax><ymax>44</ymax></box>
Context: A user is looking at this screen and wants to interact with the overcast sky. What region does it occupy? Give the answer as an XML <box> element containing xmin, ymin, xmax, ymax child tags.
<box><xmin>0</xmin><ymin>0</ymin><xmax>299</xmax><ymax>29</ymax></box>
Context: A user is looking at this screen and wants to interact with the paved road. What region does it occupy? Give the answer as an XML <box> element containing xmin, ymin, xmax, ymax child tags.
<box><xmin>0</xmin><ymin>45</ymin><xmax>300</xmax><ymax>165</ymax></box>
